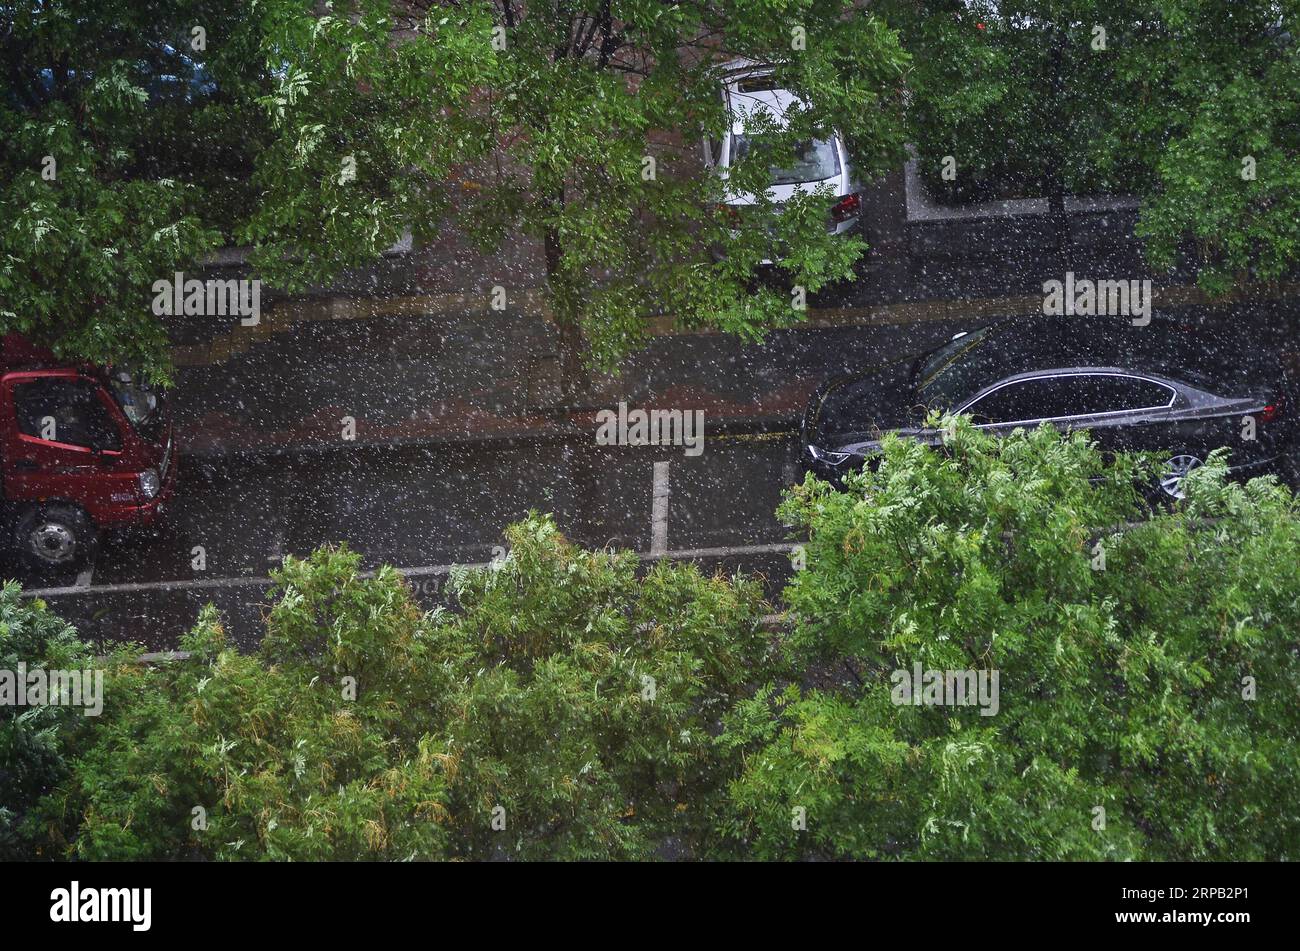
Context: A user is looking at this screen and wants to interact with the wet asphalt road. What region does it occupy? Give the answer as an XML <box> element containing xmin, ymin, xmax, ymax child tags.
<box><xmin>5</xmin><ymin>311</ymin><xmax>979</xmax><ymax>650</ymax></box>
<box><xmin>15</xmin><ymin>166</ymin><xmax>1285</xmax><ymax>650</ymax></box>
<box><xmin>5</xmin><ymin>295</ymin><xmax>1297</xmax><ymax>650</ymax></box>
<box><xmin>6</xmin><ymin>433</ymin><xmax>804</xmax><ymax>650</ymax></box>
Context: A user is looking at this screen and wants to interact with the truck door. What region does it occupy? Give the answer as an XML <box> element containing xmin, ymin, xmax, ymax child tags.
<box><xmin>1</xmin><ymin>372</ymin><xmax>131</xmax><ymax>514</ymax></box>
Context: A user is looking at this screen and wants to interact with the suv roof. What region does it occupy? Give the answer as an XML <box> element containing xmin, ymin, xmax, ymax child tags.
<box><xmin>718</xmin><ymin>58</ymin><xmax>801</xmax><ymax>133</ymax></box>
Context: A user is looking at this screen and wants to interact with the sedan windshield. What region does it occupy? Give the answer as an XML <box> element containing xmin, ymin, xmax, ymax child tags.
<box><xmin>730</xmin><ymin>135</ymin><xmax>840</xmax><ymax>185</ymax></box>
<box><xmin>915</xmin><ymin>327</ymin><xmax>1000</xmax><ymax>410</ymax></box>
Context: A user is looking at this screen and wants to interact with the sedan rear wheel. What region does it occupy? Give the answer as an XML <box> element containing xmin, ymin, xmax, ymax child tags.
<box><xmin>1159</xmin><ymin>453</ymin><xmax>1204</xmax><ymax>501</ymax></box>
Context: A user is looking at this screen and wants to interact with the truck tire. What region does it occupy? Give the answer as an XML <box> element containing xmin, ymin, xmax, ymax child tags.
<box><xmin>14</xmin><ymin>503</ymin><xmax>98</xmax><ymax>569</ymax></box>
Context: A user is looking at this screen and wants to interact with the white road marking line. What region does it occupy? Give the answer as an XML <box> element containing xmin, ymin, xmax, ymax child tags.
<box><xmin>650</xmin><ymin>461</ymin><xmax>670</xmax><ymax>555</ymax></box>
<box><xmin>19</xmin><ymin>542</ymin><xmax>798</xmax><ymax>599</ymax></box>
<box><xmin>639</xmin><ymin>541</ymin><xmax>794</xmax><ymax>562</ymax></box>
<box><xmin>266</xmin><ymin>527</ymin><xmax>284</xmax><ymax>565</ymax></box>
<box><xmin>74</xmin><ymin>567</ymin><xmax>94</xmax><ymax>587</ymax></box>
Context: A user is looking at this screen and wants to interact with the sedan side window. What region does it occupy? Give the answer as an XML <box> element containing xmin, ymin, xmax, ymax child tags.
<box><xmin>1073</xmin><ymin>375</ymin><xmax>1175</xmax><ymax>414</ymax></box>
<box><xmin>14</xmin><ymin>378</ymin><xmax>122</xmax><ymax>451</ymax></box>
<box><xmin>964</xmin><ymin>374</ymin><xmax>1176</xmax><ymax>425</ymax></box>
<box><xmin>964</xmin><ymin>378</ymin><xmax>1080</xmax><ymax>424</ymax></box>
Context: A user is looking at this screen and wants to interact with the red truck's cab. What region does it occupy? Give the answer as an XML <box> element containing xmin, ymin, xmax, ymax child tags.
<box><xmin>0</xmin><ymin>335</ymin><xmax>177</xmax><ymax>568</ymax></box>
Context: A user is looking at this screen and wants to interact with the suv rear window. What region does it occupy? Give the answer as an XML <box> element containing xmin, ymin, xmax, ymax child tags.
<box><xmin>730</xmin><ymin>135</ymin><xmax>840</xmax><ymax>185</ymax></box>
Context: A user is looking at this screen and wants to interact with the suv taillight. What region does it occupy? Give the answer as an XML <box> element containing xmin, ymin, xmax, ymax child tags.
<box><xmin>714</xmin><ymin>203</ymin><xmax>742</xmax><ymax>228</ymax></box>
<box><xmin>1261</xmin><ymin>401</ymin><xmax>1282</xmax><ymax>423</ymax></box>
<box><xmin>831</xmin><ymin>192</ymin><xmax>862</xmax><ymax>223</ymax></box>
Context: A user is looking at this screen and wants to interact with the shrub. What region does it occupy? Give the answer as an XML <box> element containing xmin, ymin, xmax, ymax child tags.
<box><xmin>721</xmin><ymin>419</ymin><xmax>1300</xmax><ymax>860</ymax></box>
<box><xmin>0</xmin><ymin>584</ymin><xmax>104</xmax><ymax>859</ymax></box>
<box><xmin>38</xmin><ymin>515</ymin><xmax>775</xmax><ymax>860</ymax></box>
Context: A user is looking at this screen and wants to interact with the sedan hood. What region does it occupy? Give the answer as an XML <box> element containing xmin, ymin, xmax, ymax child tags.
<box><xmin>805</xmin><ymin>356</ymin><xmax>927</xmax><ymax>448</ymax></box>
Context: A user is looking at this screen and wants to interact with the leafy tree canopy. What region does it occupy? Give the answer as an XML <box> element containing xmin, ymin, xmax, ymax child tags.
<box><xmin>2</xmin><ymin>0</ymin><xmax>909</xmax><ymax>381</ymax></box>
<box><xmin>888</xmin><ymin>0</ymin><xmax>1300</xmax><ymax>291</ymax></box>
<box><xmin>0</xmin><ymin>582</ymin><xmax>106</xmax><ymax>859</ymax></box>
<box><xmin>37</xmin><ymin>516</ymin><xmax>776</xmax><ymax>860</ymax></box>
<box><xmin>721</xmin><ymin>418</ymin><xmax>1300</xmax><ymax>860</ymax></box>
<box><xmin>5</xmin><ymin>1</ymin><xmax>1293</xmax><ymax>377</ymax></box>
<box><xmin>11</xmin><ymin>428</ymin><xmax>1300</xmax><ymax>860</ymax></box>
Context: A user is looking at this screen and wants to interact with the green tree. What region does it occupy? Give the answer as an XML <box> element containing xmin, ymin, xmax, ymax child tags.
<box><xmin>886</xmin><ymin>0</ymin><xmax>1300</xmax><ymax>291</ymax></box>
<box><xmin>37</xmin><ymin>515</ymin><xmax>775</xmax><ymax>860</ymax></box>
<box><xmin>244</xmin><ymin>0</ymin><xmax>911</xmax><ymax>387</ymax></box>
<box><xmin>722</xmin><ymin>419</ymin><xmax>1300</xmax><ymax>860</ymax></box>
<box><xmin>0</xmin><ymin>0</ymin><xmax>273</xmax><ymax>380</ymax></box>
<box><xmin>2</xmin><ymin>0</ymin><xmax>909</xmax><ymax>384</ymax></box>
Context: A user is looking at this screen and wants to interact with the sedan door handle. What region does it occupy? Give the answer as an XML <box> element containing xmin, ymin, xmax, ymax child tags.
<box><xmin>13</xmin><ymin>459</ymin><xmax>38</xmax><ymax>470</ymax></box>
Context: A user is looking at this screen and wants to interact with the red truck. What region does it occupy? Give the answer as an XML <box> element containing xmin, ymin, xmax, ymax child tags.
<box><xmin>0</xmin><ymin>335</ymin><xmax>176</xmax><ymax>569</ymax></box>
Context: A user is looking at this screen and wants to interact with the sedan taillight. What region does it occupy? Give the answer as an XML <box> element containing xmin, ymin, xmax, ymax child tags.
<box><xmin>1260</xmin><ymin>401</ymin><xmax>1282</xmax><ymax>423</ymax></box>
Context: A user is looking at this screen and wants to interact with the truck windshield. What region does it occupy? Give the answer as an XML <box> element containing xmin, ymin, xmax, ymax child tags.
<box><xmin>108</xmin><ymin>371</ymin><xmax>162</xmax><ymax>434</ymax></box>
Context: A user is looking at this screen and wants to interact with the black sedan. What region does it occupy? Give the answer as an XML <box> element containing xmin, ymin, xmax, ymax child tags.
<box><xmin>802</xmin><ymin>315</ymin><xmax>1296</xmax><ymax>498</ymax></box>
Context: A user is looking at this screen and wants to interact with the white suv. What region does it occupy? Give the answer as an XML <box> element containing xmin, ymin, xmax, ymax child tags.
<box><xmin>703</xmin><ymin>60</ymin><xmax>863</xmax><ymax>259</ymax></box>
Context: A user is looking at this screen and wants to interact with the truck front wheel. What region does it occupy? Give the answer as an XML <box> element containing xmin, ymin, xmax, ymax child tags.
<box><xmin>15</xmin><ymin>504</ymin><xmax>98</xmax><ymax>569</ymax></box>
